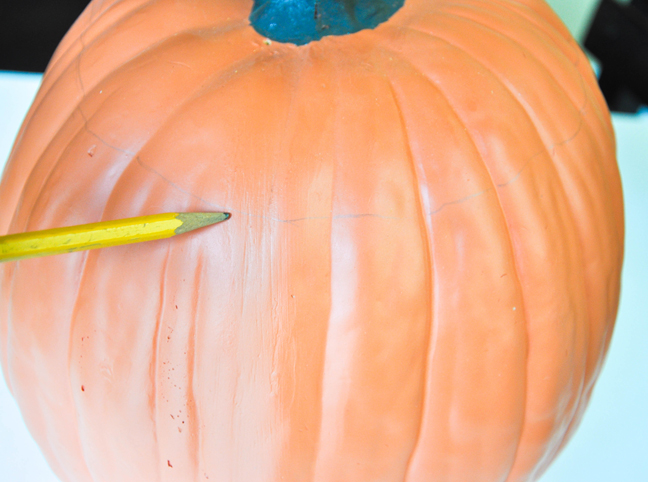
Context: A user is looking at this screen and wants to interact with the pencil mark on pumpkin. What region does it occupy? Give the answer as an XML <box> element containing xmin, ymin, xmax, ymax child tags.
<box><xmin>428</xmin><ymin>188</ymin><xmax>492</xmax><ymax>216</ymax></box>
<box><xmin>130</xmin><ymin>22</ymin><xmax>587</xmax><ymax>226</ymax></box>
<box><xmin>75</xmin><ymin>27</ymin><xmax>136</xmax><ymax>158</ymax></box>
<box><xmin>167</xmin><ymin>60</ymin><xmax>192</xmax><ymax>69</ymax></box>
<box><xmin>134</xmin><ymin>156</ymin><xmax>401</xmax><ymax>224</ymax></box>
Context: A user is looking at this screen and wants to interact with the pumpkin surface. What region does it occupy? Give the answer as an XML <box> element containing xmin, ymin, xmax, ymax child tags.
<box><xmin>0</xmin><ymin>0</ymin><xmax>623</xmax><ymax>481</ymax></box>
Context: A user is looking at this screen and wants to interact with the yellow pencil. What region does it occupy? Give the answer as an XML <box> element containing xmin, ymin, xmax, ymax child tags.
<box><xmin>0</xmin><ymin>212</ymin><xmax>230</xmax><ymax>263</ymax></box>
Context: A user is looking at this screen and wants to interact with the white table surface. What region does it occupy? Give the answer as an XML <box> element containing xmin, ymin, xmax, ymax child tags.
<box><xmin>1</xmin><ymin>71</ymin><xmax>647</xmax><ymax>481</ymax></box>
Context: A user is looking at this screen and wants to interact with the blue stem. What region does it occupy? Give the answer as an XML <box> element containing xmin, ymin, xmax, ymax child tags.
<box><xmin>250</xmin><ymin>0</ymin><xmax>405</xmax><ymax>44</ymax></box>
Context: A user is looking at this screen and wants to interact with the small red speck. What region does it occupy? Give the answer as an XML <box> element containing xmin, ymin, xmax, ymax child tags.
<box><xmin>175</xmin><ymin>305</ymin><xmax>178</xmax><ymax>309</ymax></box>
<box><xmin>168</xmin><ymin>460</ymin><xmax>173</xmax><ymax>468</ymax></box>
<box><xmin>81</xmin><ymin>385</ymin><xmax>85</xmax><ymax>392</ymax></box>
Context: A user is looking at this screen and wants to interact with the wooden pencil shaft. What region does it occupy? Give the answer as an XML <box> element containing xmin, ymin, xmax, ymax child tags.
<box><xmin>0</xmin><ymin>212</ymin><xmax>229</xmax><ymax>263</ymax></box>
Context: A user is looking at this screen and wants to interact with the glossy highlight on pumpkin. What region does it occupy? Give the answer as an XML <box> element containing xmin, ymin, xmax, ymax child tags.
<box><xmin>0</xmin><ymin>0</ymin><xmax>623</xmax><ymax>481</ymax></box>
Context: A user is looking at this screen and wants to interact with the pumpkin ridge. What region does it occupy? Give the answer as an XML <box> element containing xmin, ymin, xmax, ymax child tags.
<box><xmin>84</xmin><ymin>0</ymin><xmax>154</xmax><ymax>31</ymax></box>
<box><xmin>575</xmin><ymin>62</ymin><xmax>615</xmax><ymax>142</ymax></box>
<box><xmin>10</xmin><ymin>84</ymin><xmax>127</xmax><ymax>242</ymax></box>
<box><xmin>1</xmin><ymin>19</ymin><xmax>251</xmax><ymax>239</ymax></box>
<box><xmin>312</xmin><ymin>52</ymin><xmax>344</xmax><ymax>477</ymax></box>
<box><xmin>312</xmin><ymin>55</ymin><xmax>340</xmax><ymax>475</ymax></box>
<box><xmin>0</xmin><ymin>267</ymin><xmax>13</xmax><ymax>390</ymax></box>
<box><xmin>64</xmin><ymin>246</ymin><xmax>95</xmax><ymax>479</ymax></box>
<box><xmin>69</xmin><ymin>19</ymin><xmax>249</xmax><ymax>105</ymax></box>
<box><xmin>511</xmin><ymin>100</ymin><xmax>614</xmax><ymax>481</ymax></box>
<box><xmin>458</xmin><ymin>21</ymin><xmax>613</xmax><ymax>210</ymax></box>
<box><xmin>385</xmin><ymin>75</ymin><xmax>435</xmax><ymax>480</ymax></box>
<box><xmin>308</xmin><ymin>48</ymin><xmax>431</xmax><ymax>477</ymax></box>
<box><xmin>434</xmin><ymin>6</ymin><xmax>593</xmax><ymax>130</ymax></box>
<box><xmin>417</xmin><ymin>24</ymin><xmax>595</xmax><ymax>479</ymax></box>
<box><xmin>150</xmin><ymin>245</ymin><xmax>172</xmax><ymax>478</ymax></box>
<box><xmin>393</xmin><ymin>14</ymin><xmax>613</xmax><ymax>270</ymax></box>
<box><xmin>374</xmin><ymin>32</ymin><xmax>498</xmax><ymax>213</ymax></box>
<box><xmin>75</xmin><ymin>90</ymin><xmax>137</xmax><ymax>157</ymax></box>
<box><xmin>373</xmin><ymin>35</ymin><xmax>528</xmax><ymax>478</ymax></box>
<box><xmin>76</xmin><ymin>0</ymin><xmax>187</xmax><ymax>57</ymax></box>
<box><xmin>92</xmin><ymin>44</ymin><xmax>279</xmax><ymax>219</ymax></box>
<box><xmin>469</xmin><ymin>55</ymin><xmax>595</xmax><ymax>464</ymax></box>
<box><xmin>45</xmin><ymin>2</ymin><xmax>91</xmax><ymax>72</ymax></box>
<box><xmin>2</xmin><ymin>32</ymin><xmax>98</xmax><ymax>216</ymax></box>
<box><xmin>396</xmin><ymin>49</ymin><xmax>529</xmax><ymax>480</ymax></box>
<box><xmin>377</xmin><ymin>24</ymin><xmax>593</xmax><ymax>478</ymax></box>
<box><xmin>555</xmin><ymin>71</ymin><xmax>622</xmax><ymax>253</ymax></box>
<box><xmin>400</xmin><ymin>58</ymin><xmax>532</xmax><ymax>479</ymax></box>
<box><xmin>400</xmin><ymin>21</ymin><xmax>591</xmax><ymax>477</ymax></box>
<box><xmin>255</xmin><ymin>50</ymin><xmax>330</xmax><ymax>478</ymax></box>
<box><xmin>1</xmin><ymin>49</ymin><xmax>103</xmax><ymax>232</ymax></box>
<box><xmin>447</xmin><ymin>0</ymin><xmax>574</xmax><ymax>56</ymax></box>
<box><xmin>514</xmin><ymin>140</ymin><xmax>593</xmax><ymax>480</ymax></box>
<box><xmin>38</xmin><ymin>0</ymin><xmax>159</xmax><ymax>109</ymax></box>
<box><xmin>191</xmin><ymin>253</ymin><xmax>205</xmax><ymax>478</ymax></box>
<box><xmin>15</xmin><ymin>82</ymin><xmax>139</xmax><ymax>242</ymax></box>
<box><xmin>439</xmin><ymin>99</ymin><xmax>530</xmax><ymax>482</ymax></box>
<box><xmin>500</xmin><ymin>0</ymin><xmax>574</xmax><ymax>45</ymax></box>
<box><xmin>38</xmin><ymin>0</ymin><xmax>250</xmax><ymax>152</ymax></box>
<box><xmin>187</xmin><ymin>251</ymin><xmax>204</xmax><ymax>474</ymax></box>
<box><xmin>392</xmin><ymin>23</ymin><xmax>586</xmax><ymax>187</ymax></box>
<box><xmin>485</xmin><ymin>84</ymin><xmax>588</xmax><ymax>482</ymax></box>
<box><xmin>5</xmin><ymin>30</ymin><xmax>138</xmax><ymax>228</ymax></box>
<box><xmin>576</xmin><ymin>86</ymin><xmax>616</xmax><ymax>179</ymax></box>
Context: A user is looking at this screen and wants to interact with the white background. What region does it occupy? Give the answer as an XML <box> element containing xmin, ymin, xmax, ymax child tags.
<box><xmin>1</xmin><ymin>70</ymin><xmax>647</xmax><ymax>481</ymax></box>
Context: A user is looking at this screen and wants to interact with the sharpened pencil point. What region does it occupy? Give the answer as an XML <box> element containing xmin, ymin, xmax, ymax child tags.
<box><xmin>174</xmin><ymin>212</ymin><xmax>230</xmax><ymax>235</ymax></box>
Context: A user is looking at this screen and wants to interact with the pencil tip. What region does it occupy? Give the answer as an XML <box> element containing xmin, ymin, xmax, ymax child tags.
<box><xmin>174</xmin><ymin>212</ymin><xmax>230</xmax><ymax>235</ymax></box>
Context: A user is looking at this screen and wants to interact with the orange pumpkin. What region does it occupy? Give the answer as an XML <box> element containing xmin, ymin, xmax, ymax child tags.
<box><xmin>0</xmin><ymin>0</ymin><xmax>623</xmax><ymax>481</ymax></box>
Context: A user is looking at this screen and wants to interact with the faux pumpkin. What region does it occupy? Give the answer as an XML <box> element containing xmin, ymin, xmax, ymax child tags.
<box><xmin>0</xmin><ymin>0</ymin><xmax>624</xmax><ymax>481</ymax></box>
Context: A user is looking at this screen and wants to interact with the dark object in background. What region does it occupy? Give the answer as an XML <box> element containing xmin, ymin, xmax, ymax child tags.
<box><xmin>585</xmin><ymin>0</ymin><xmax>648</xmax><ymax>113</ymax></box>
<box><xmin>0</xmin><ymin>1</ymin><xmax>91</xmax><ymax>73</ymax></box>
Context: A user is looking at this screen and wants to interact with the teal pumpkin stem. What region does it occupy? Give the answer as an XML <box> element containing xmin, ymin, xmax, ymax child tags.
<box><xmin>250</xmin><ymin>0</ymin><xmax>405</xmax><ymax>45</ymax></box>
